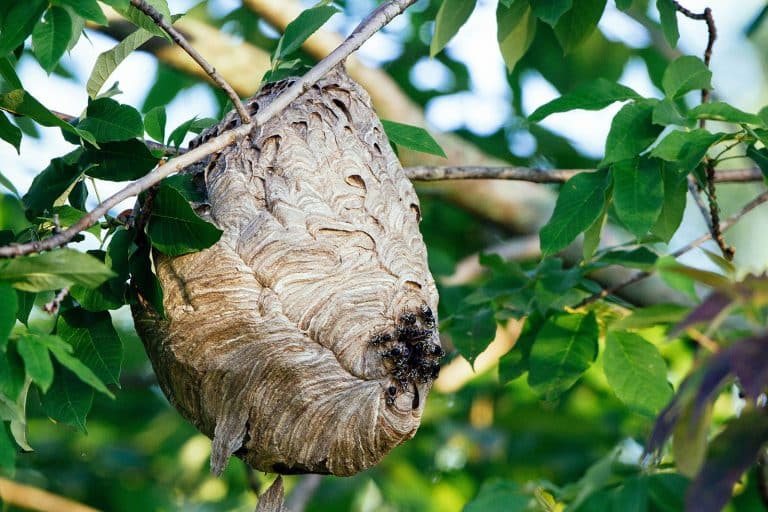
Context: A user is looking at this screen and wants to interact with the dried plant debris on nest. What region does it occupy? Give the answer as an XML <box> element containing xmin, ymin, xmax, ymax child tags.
<box><xmin>132</xmin><ymin>67</ymin><xmax>443</xmax><ymax>477</ymax></box>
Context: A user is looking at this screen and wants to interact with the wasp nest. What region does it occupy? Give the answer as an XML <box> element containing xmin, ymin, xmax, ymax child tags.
<box><xmin>131</xmin><ymin>67</ymin><xmax>442</xmax><ymax>477</ymax></box>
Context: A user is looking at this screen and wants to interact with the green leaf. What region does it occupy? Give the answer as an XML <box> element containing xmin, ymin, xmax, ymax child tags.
<box><xmin>601</xmin><ymin>99</ymin><xmax>663</xmax><ymax>166</ymax></box>
<box><xmin>650</xmin><ymin>129</ymin><xmax>725</xmax><ymax>173</ymax></box>
<box><xmin>747</xmin><ymin>144</ymin><xmax>768</xmax><ymax>184</ymax></box>
<box><xmin>656</xmin><ymin>256</ymin><xmax>697</xmax><ymax>300</ymax></box>
<box><xmin>276</xmin><ymin>5</ymin><xmax>339</xmax><ymax>60</ymax></box>
<box><xmin>16</xmin><ymin>290</ymin><xmax>35</xmax><ymax>325</ymax></box>
<box><xmin>430</xmin><ymin>0</ymin><xmax>477</xmax><ymax>57</ymax></box>
<box><xmin>0</xmin><ymin>248</ymin><xmax>114</xmax><ymax>292</ymax></box>
<box><xmin>496</xmin><ymin>1</ymin><xmax>536</xmax><ymax>72</ymax></box>
<box><xmin>86</xmin><ymin>27</ymin><xmax>153</xmax><ymax>98</ymax></box>
<box><xmin>167</xmin><ymin>116</ymin><xmax>198</xmax><ymax>148</ymax></box>
<box><xmin>0</xmin><ymin>282</ymin><xmax>17</xmax><ymax>349</ymax></box>
<box><xmin>553</xmin><ymin>0</ymin><xmax>607</xmax><ymax>54</ymax></box>
<box><xmin>162</xmin><ymin>173</ymin><xmax>205</xmax><ymax>203</ymax></box>
<box><xmin>60</xmin><ymin>0</ymin><xmax>107</xmax><ymax>25</ymax></box>
<box><xmin>498</xmin><ymin>313</ymin><xmax>541</xmax><ymax>383</ymax></box>
<box><xmin>0</xmin><ymin>344</ymin><xmax>25</xmax><ymax>401</ymax></box>
<box><xmin>380</xmin><ymin>120</ymin><xmax>446</xmax><ymax>158</ymax></box>
<box><xmin>582</xmin><ymin>206</ymin><xmax>607</xmax><ymax>260</ymax></box>
<box><xmin>0</xmin><ymin>169</ymin><xmax>20</xmax><ymax>197</ymax></box>
<box><xmin>446</xmin><ymin>305</ymin><xmax>496</xmax><ymax>365</ymax></box>
<box><xmin>71</xmin><ymin>230</ymin><xmax>131</xmax><ymax>311</ymax></box>
<box><xmin>662</xmin><ymin>56</ymin><xmax>712</xmax><ymax>99</ymax></box>
<box><xmin>23</xmin><ymin>149</ymin><xmax>82</xmax><ymax>215</ymax></box>
<box><xmin>82</xmin><ymin>139</ymin><xmax>158</xmax><ymax>181</ymax></box>
<box><xmin>0</xmin><ymin>112</ymin><xmax>21</xmax><ymax>152</ymax></box>
<box><xmin>539</xmin><ymin>169</ymin><xmax>610</xmax><ymax>256</ymax></box>
<box><xmin>528</xmin><ymin>311</ymin><xmax>599</xmax><ymax>400</ymax></box>
<box><xmin>0</xmin><ymin>423</ymin><xmax>15</xmax><ymax>470</ymax></box>
<box><xmin>143</xmin><ymin>105</ymin><xmax>166</xmax><ymax>142</ymax></box>
<box><xmin>673</xmin><ymin>400</ymin><xmax>712</xmax><ymax>477</ymax></box>
<box><xmin>59</xmin><ymin>309</ymin><xmax>122</xmax><ymax>387</ymax></box>
<box><xmin>147</xmin><ymin>184</ymin><xmax>223</xmax><ymax>256</ymax></box>
<box><xmin>36</xmin><ymin>333</ymin><xmax>113</xmax><ymax>398</ymax></box>
<box><xmin>128</xmin><ymin>241</ymin><xmax>165</xmax><ymax>317</ymax></box>
<box><xmin>39</xmin><ymin>361</ymin><xmax>94</xmax><ymax>433</ymax></box>
<box><xmin>464</xmin><ymin>480</ymin><xmax>529</xmax><ymax>512</ymax></box>
<box><xmin>0</xmin><ymin>89</ymin><xmax>96</xmax><ymax>145</ymax></box>
<box><xmin>16</xmin><ymin>335</ymin><xmax>53</xmax><ymax>392</ymax></box>
<box><xmin>652</xmin><ymin>98</ymin><xmax>693</xmax><ymax>127</ymax></box>
<box><xmin>612</xmin><ymin>157</ymin><xmax>664</xmax><ymax>238</ymax></box>
<box><xmin>656</xmin><ymin>0</ymin><xmax>679</xmax><ymax>47</ymax></box>
<box><xmin>77</xmin><ymin>98</ymin><xmax>143</xmax><ymax>142</ymax></box>
<box><xmin>68</xmin><ymin>179</ymin><xmax>87</xmax><ymax>210</ymax></box>
<box><xmin>0</xmin><ymin>0</ymin><xmax>47</xmax><ymax>58</ymax></box>
<box><xmin>604</xmin><ymin>330</ymin><xmax>673</xmax><ymax>416</ymax></box>
<box><xmin>528</xmin><ymin>79</ymin><xmax>640</xmax><ymax>122</ymax></box>
<box><xmin>531</xmin><ymin>0</ymin><xmax>573</xmax><ymax>26</ymax></box>
<box><xmin>615</xmin><ymin>0</ymin><xmax>633</xmax><ymax>9</ymax></box>
<box><xmin>111</xmin><ymin>0</ymin><xmax>171</xmax><ymax>39</ymax></box>
<box><xmin>596</xmin><ymin>247</ymin><xmax>658</xmax><ymax>270</ymax></box>
<box><xmin>32</xmin><ymin>6</ymin><xmax>73</xmax><ymax>74</ymax></box>
<box><xmin>687</xmin><ymin>101</ymin><xmax>765</xmax><ymax>126</ymax></box>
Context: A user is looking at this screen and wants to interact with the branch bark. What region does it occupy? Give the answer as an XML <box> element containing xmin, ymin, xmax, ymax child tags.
<box><xmin>0</xmin><ymin>0</ymin><xmax>418</xmax><ymax>258</ymax></box>
<box><xmin>0</xmin><ymin>477</ymin><xmax>100</xmax><ymax>512</ymax></box>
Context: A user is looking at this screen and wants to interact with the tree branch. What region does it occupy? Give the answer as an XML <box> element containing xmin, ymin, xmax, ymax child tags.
<box><xmin>0</xmin><ymin>0</ymin><xmax>418</xmax><ymax>258</ymax></box>
<box><xmin>128</xmin><ymin>0</ymin><xmax>250</xmax><ymax>124</ymax></box>
<box><xmin>404</xmin><ymin>166</ymin><xmax>763</xmax><ymax>183</ymax></box>
<box><xmin>0</xmin><ymin>477</ymin><xmax>100</xmax><ymax>512</ymax></box>
<box><xmin>574</xmin><ymin>188</ymin><xmax>768</xmax><ymax>308</ymax></box>
<box><xmin>284</xmin><ymin>474</ymin><xmax>323</xmax><ymax>512</ymax></box>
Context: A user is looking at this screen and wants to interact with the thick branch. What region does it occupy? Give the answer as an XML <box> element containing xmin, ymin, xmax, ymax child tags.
<box><xmin>284</xmin><ymin>474</ymin><xmax>323</xmax><ymax>512</ymax></box>
<box><xmin>0</xmin><ymin>0</ymin><xmax>418</xmax><ymax>258</ymax></box>
<box><xmin>128</xmin><ymin>0</ymin><xmax>250</xmax><ymax>124</ymax></box>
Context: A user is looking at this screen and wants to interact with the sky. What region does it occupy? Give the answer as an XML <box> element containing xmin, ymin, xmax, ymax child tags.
<box><xmin>2</xmin><ymin>0</ymin><xmax>767</xmax><ymax>271</ymax></box>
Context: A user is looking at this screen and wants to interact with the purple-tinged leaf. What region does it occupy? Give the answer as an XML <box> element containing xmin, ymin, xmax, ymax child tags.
<box><xmin>669</xmin><ymin>292</ymin><xmax>732</xmax><ymax>337</ymax></box>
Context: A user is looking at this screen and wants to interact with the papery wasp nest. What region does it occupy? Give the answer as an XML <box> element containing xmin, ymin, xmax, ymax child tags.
<box><xmin>131</xmin><ymin>67</ymin><xmax>443</xmax><ymax>477</ymax></box>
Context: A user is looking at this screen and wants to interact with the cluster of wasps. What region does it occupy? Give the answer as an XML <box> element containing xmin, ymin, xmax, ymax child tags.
<box><xmin>371</xmin><ymin>305</ymin><xmax>444</xmax><ymax>409</ymax></box>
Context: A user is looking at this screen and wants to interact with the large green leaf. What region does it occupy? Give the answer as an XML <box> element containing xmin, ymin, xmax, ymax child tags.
<box><xmin>652</xmin><ymin>98</ymin><xmax>693</xmax><ymax>127</ymax></box>
<box><xmin>496</xmin><ymin>1</ymin><xmax>536</xmax><ymax>72</ymax></box>
<box><xmin>58</xmin><ymin>308</ymin><xmax>122</xmax><ymax>387</ymax></box>
<box><xmin>128</xmin><ymin>241</ymin><xmax>165</xmax><ymax>317</ymax></box>
<box><xmin>747</xmin><ymin>144</ymin><xmax>768</xmax><ymax>184</ymax></box>
<box><xmin>0</xmin><ymin>112</ymin><xmax>21</xmax><ymax>152</ymax></box>
<box><xmin>430</xmin><ymin>0</ymin><xmax>477</xmax><ymax>57</ymax></box>
<box><xmin>59</xmin><ymin>0</ymin><xmax>107</xmax><ymax>25</ymax></box>
<box><xmin>23</xmin><ymin>149</ymin><xmax>82</xmax><ymax>215</ymax></box>
<box><xmin>16</xmin><ymin>334</ymin><xmax>53</xmax><ymax>392</ymax></box>
<box><xmin>31</xmin><ymin>6</ymin><xmax>73</xmax><ymax>74</ymax></box>
<box><xmin>649</xmin><ymin>167</ymin><xmax>686</xmax><ymax>244</ymax></box>
<box><xmin>0</xmin><ymin>89</ymin><xmax>96</xmax><ymax>145</ymax></box>
<box><xmin>604</xmin><ymin>331</ymin><xmax>672</xmax><ymax>416</ymax></box>
<box><xmin>612</xmin><ymin>157</ymin><xmax>664</xmax><ymax>238</ymax></box>
<box><xmin>86</xmin><ymin>27</ymin><xmax>153</xmax><ymax>98</ymax></box>
<box><xmin>111</xmin><ymin>0</ymin><xmax>171</xmax><ymax>39</ymax></box>
<box><xmin>687</xmin><ymin>101</ymin><xmax>765</xmax><ymax>126</ymax></box>
<box><xmin>539</xmin><ymin>169</ymin><xmax>610</xmax><ymax>256</ymax></box>
<box><xmin>0</xmin><ymin>248</ymin><xmax>114</xmax><ymax>292</ymax></box>
<box><xmin>528</xmin><ymin>311</ymin><xmax>599</xmax><ymax>400</ymax></box>
<box><xmin>143</xmin><ymin>105</ymin><xmax>166</xmax><ymax>143</ymax></box>
<box><xmin>601</xmin><ymin>99</ymin><xmax>663</xmax><ymax>166</ymax></box>
<box><xmin>656</xmin><ymin>0</ymin><xmax>679</xmax><ymax>47</ymax></box>
<box><xmin>35</xmin><ymin>333</ymin><xmax>113</xmax><ymax>398</ymax></box>
<box><xmin>529</xmin><ymin>79</ymin><xmax>641</xmax><ymax>122</ymax></box>
<box><xmin>463</xmin><ymin>480</ymin><xmax>529</xmax><ymax>512</ymax></box>
<box><xmin>0</xmin><ymin>0</ymin><xmax>47</xmax><ymax>58</ymax></box>
<box><xmin>0</xmin><ymin>423</ymin><xmax>14</xmax><ymax>470</ymax></box>
<box><xmin>531</xmin><ymin>0</ymin><xmax>573</xmax><ymax>26</ymax></box>
<box><xmin>147</xmin><ymin>184</ymin><xmax>223</xmax><ymax>256</ymax></box>
<box><xmin>82</xmin><ymin>139</ymin><xmax>158</xmax><ymax>181</ymax></box>
<box><xmin>0</xmin><ymin>344</ymin><xmax>25</xmax><ymax>401</ymax></box>
<box><xmin>662</xmin><ymin>56</ymin><xmax>712</xmax><ymax>99</ymax></box>
<box><xmin>498</xmin><ymin>313</ymin><xmax>541</xmax><ymax>383</ymax></box>
<box><xmin>77</xmin><ymin>98</ymin><xmax>143</xmax><ymax>142</ymax></box>
<box><xmin>0</xmin><ymin>282</ymin><xmax>16</xmax><ymax>349</ymax></box>
<box><xmin>380</xmin><ymin>120</ymin><xmax>446</xmax><ymax>158</ymax></box>
<box><xmin>39</xmin><ymin>361</ymin><xmax>94</xmax><ymax>433</ymax></box>
<box><xmin>650</xmin><ymin>129</ymin><xmax>725</xmax><ymax>173</ymax></box>
<box><xmin>275</xmin><ymin>5</ymin><xmax>339</xmax><ymax>60</ymax></box>
<box><xmin>553</xmin><ymin>0</ymin><xmax>607</xmax><ymax>54</ymax></box>
<box><xmin>446</xmin><ymin>305</ymin><xmax>497</xmax><ymax>365</ymax></box>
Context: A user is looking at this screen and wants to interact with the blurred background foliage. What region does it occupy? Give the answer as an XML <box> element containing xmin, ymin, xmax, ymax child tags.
<box><xmin>3</xmin><ymin>0</ymin><xmax>768</xmax><ymax>511</ymax></box>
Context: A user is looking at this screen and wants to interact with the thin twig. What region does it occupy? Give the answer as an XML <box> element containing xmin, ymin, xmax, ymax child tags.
<box><xmin>43</xmin><ymin>288</ymin><xmax>69</xmax><ymax>314</ymax></box>
<box><xmin>687</xmin><ymin>175</ymin><xmax>712</xmax><ymax>230</ymax></box>
<box><xmin>284</xmin><ymin>474</ymin><xmax>323</xmax><ymax>512</ymax></box>
<box><xmin>574</xmin><ymin>188</ymin><xmax>768</xmax><ymax>308</ymax></box>
<box><xmin>404</xmin><ymin>166</ymin><xmax>763</xmax><ymax>183</ymax></box>
<box><xmin>704</xmin><ymin>160</ymin><xmax>735</xmax><ymax>259</ymax></box>
<box><xmin>128</xmin><ymin>0</ymin><xmax>250</xmax><ymax>124</ymax></box>
<box><xmin>0</xmin><ymin>0</ymin><xmax>418</xmax><ymax>258</ymax></box>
